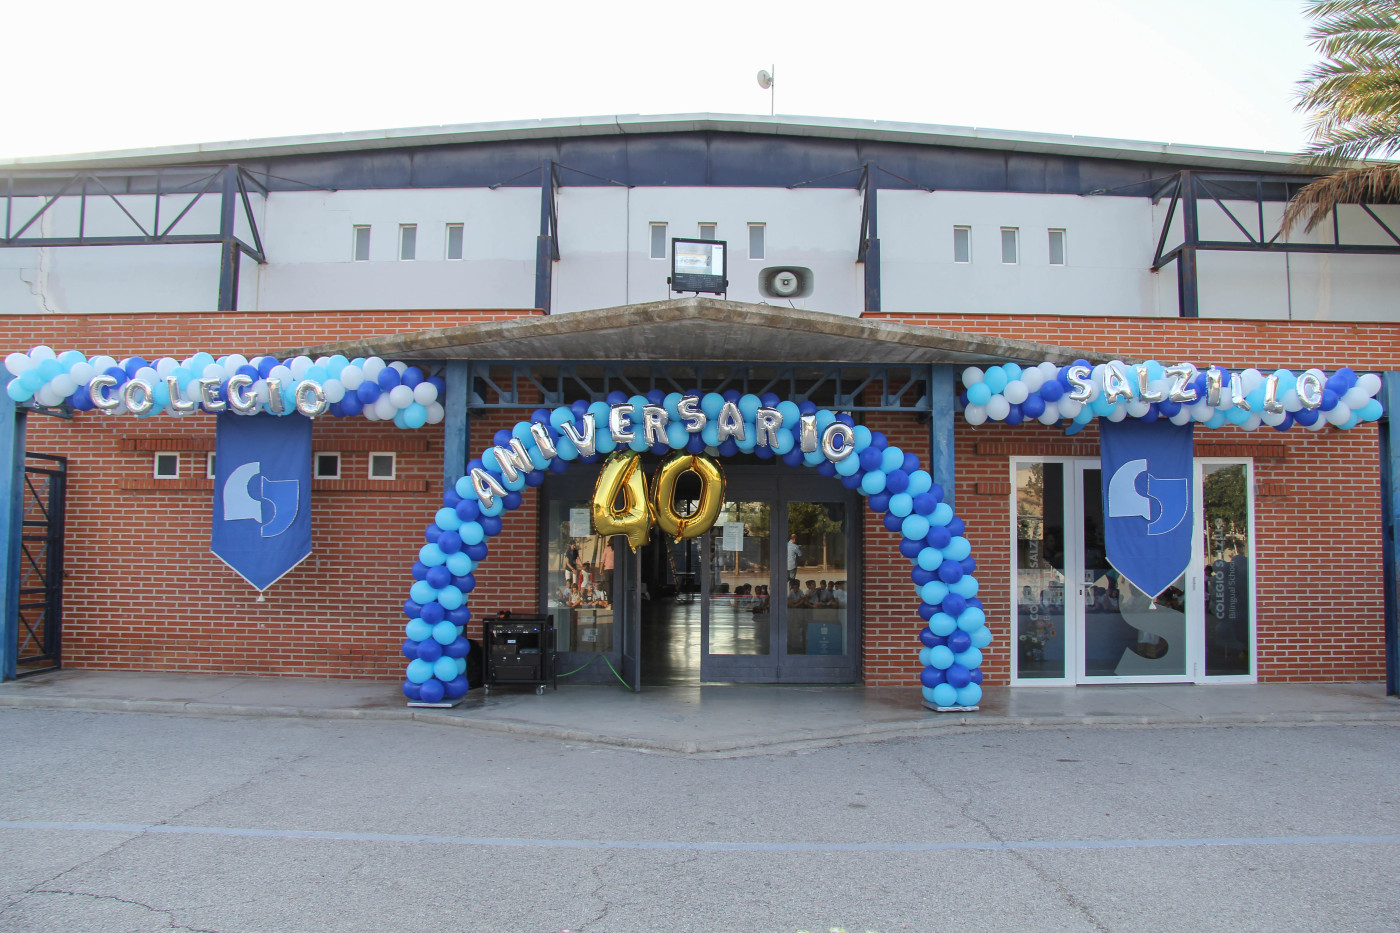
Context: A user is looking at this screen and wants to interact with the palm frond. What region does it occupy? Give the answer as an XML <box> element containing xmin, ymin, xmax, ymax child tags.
<box><xmin>1280</xmin><ymin>163</ymin><xmax>1400</xmax><ymax>232</ymax></box>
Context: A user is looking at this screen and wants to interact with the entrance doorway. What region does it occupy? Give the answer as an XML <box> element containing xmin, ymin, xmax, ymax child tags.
<box><xmin>544</xmin><ymin>463</ymin><xmax>860</xmax><ymax>687</ymax></box>
<box><xmin>1011</xmin><ymin>458</ymin><xmax>1255</xmax><ymax>685</ymax></box>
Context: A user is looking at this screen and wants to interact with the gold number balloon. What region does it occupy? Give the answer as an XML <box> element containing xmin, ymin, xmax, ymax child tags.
<box><xmin>591</xmin><ymin>451</ymin><xmax>652</xmax><ymax>551</ymax></box>
<box><xmin>651</xmin><ymin>452</ymin><xmax>726</xmax><ymax>541</ymax></box>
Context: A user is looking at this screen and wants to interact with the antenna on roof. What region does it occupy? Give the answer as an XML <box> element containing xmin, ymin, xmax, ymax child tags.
<box><xmin>756</xmin><ymin>67</ymin><xmax>775</xmax><ymax>117</ymax></box>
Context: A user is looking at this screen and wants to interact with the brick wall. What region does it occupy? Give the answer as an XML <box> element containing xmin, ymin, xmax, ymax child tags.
<box><xmin>3</xmin><ymin>310</ymin><xmax>1388</xmax><ymax>686</ymax></box>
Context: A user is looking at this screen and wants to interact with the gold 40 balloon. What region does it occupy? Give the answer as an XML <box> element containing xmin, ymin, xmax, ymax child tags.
<box><xmin>591</xmin><ymin>451</ymin><xmax>726</xmax><ymax>549</ymax></box>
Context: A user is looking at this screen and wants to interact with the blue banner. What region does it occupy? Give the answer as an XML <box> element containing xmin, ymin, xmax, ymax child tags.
<box><xmin>211</xmin><ymin>413</ymin><xmax>312</xmax><ymax>592</ymax></box>
<box><xmin>1100</xmin><ymin>419</ymin><xmax>1194</xmax><ymax>599</ymax></box>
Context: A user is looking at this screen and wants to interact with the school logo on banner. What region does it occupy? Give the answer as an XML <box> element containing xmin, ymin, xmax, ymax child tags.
<box><xmin>1100</xmin><ymin>419</ymin><xmax>1193</xmax><ymax>598</ymax></box>
<box><xmin>211</xmin><ymin>413</ymin><xmax>312</xmax><ymax>592</ymax></box>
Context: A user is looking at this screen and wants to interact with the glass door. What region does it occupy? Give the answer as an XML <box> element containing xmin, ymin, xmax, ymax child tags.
<box><xmin>777</xmin><ymin>489</ymin><xmax>859</xmax><ymax>682</ymax></box>
<box><xmin>542</xmin><ymin>483</ymin><xmax>629</xmax><ymax>686</ymax></box>
<box><xmin>700</xmin><ymin>481</ymin><xmax>778</xmax><ymax>682</ymax></box>
<box><xmin>1075</xmin><ymin>463</ymin><xmax>1190</xmax><ymax>683</ymax></box>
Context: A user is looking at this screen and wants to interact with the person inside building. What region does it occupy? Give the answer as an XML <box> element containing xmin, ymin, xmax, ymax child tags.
<box><xmin>787</xmin><ymin>534</ymin><xmax>801</xmax><ymax>584</ymax></box>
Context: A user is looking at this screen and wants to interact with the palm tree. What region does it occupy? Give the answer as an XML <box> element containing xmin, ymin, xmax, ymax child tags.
<box><xmin>1281</xmin><ymin>0</ymin><xmax>1400</xmax><ymax>233</ymax></box>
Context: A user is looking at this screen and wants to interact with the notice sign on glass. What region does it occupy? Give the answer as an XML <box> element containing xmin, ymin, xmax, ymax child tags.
<box><xmin>722</xmin><ymin>522</ymin><xmax>744</xmax><ymax>552</ymax></box>
<box><xmin>570</xmin><ymin>508</ymin><xmax>592</xmax><ymax>538</ymax></box>
<box><xmin>671</xmin><ymin>238</ymin><xmax>727</xmax><ymax>295</ymax></box>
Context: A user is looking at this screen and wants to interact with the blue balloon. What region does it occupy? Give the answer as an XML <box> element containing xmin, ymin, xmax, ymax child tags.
<box><xmin>937</xmin><ymin>560</ymin><xmax>963</xmax><ymax>584</ymax></box>
<box><xmin>945</xmin><ymin>663</ymin><xmax>971</xmax><ymax>689</ymax></box>
<box><xmin>917</xmin><ymin>547</ymin><xmax>943</xmax><ymax>572</ymax></box>
<box><xmin>920</xmin><ymin>580</ymin><xmax>949</xmax><ymax>607</ymax></box>
<box><xmin>928</xmin><ymin>611</ymin><xmax>957</xmax><ymax>636</ymax></box>
<box><xmin>955</xmin><ymin>647</ymin><xmax>983</xmax><ymax>669</ymax></box>
<box><xmin>402</xmin><ymin>680</ymin><xmax>422</xmax><ymax>701</ymax></box>
<box><xmin>406</xmin><ymin>659</ymin><xmax>434</xmax><ymax>684</ymax></box>
<box><xmin>899</xmin><ymin>538</ymin><xmax>924</xmax><ymax>559</ymax></box>
<box><xmin>955</xmin><ymin>683</ymin><xmax>983</xmax><ymax>706</ymax></box>
<box><xmin>432</xmin><ymin>620</ymin><xmax>459</xmax><ymax>645</ymax></box>
<box><xmin>420</xmin><ymin>601</ymin><xmax>445</xmax><ymax>624</ymax></box>
<box><xmin>418</xmin><ymin>678</ymin><xmax>445</xmax><ymax>704</ymax></box>
<box><xmin>444</xmin><ymin>675</ymin><xmax>470</xmax><ymax>699</ymax></box>
<box><xmin>947</xmin><ymin>630</ymin><xmax>972</xmax><ymax>654</ymax></box>
<box><xmin>445</xmin><ymin>636</ymin><xmax>471</xmax><ymax>659</ymax></box>
<box><xmin>425</xmin><ymin>565</ymin><xmax>452</xmax><ymax>589</ymax></box>
<box><xmin>400</xmin><ymin>639</ymin><xmax>418</xmax><ymax>660</ymax></box>
<box><xmin>928</xmin><ymin>645</ymin><xmax>955</xmax><ymax>670</ymax></box>
<box><xmin>417</xmin><ymin>639</ymin><xmax>443</xmax><ymax>662</ymax></box>
<box><xmin>433</xmin><ymin>656</ymin><xmax>459</xmax><ymax>682</ymax></box>
<box><xmin>867</xmin><ymin>491</ymin><xmax>891</xmax><ymax>513</ymax></box>
<box><xmin>901</xmin><ymin>515</ymin><xmax>930</xmax><ymax>541</ymax></box>
<box><xmin>860</xmin><ymin>471</ymin><xmax>887</xmax><ymax>495</ymax></box>
<box><xmin>409</xmin><ymin>580</ymin><xmax>437</xmax><ymax>605</ymax></box>
<box><xmin>920</xmin><ymin>666</ymin><xmax>947</xmax><ymax>688</ymax></box>
<box><xmin>970</xmin><ymin>625</ymin><xmax>992</xmax><ymax>649</ymax></box>
<box><xmin>889</xmin><ymin>493</ymin><xmax>913</xmax><ymax>517</ymax></box>
<box><xmin>930</xmin><ymin>683</ymin><xmax>959</xmax><ymax>707</ymax></box>
<box><xmin>918</xmin><ymin>626</ymin><xmax>940</xmax><ymax>648</ymax></box>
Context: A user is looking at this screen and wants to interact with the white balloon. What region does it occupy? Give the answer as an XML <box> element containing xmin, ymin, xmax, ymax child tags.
<box><xmin>389</xmin><ymin>385</ymin><xmax>414</xmax><ymax>408</ymax></box>
<box><xmin>1057</xmin><ymin>397</ymin><xmax>1082</xmax><ymax>418</ymax></box>
<box><xmin>412</xmin><ymin>382</ymin><xmax>439</xmax><ymax>405</ymax></box>
<box><xmin>1169</xmin><ymin>408</ymin><xmax>1193</xmax><ymax>426</ymax></box>
<box><xmin>290</xmin><ymin>356</ymin><xmax>312</xmax><ymax>379</ymax></box>
<box><xmin>1003</xmin><ymin>380</ymin><xmax>1029</xmax><ymax>404</ymax></box>
<box><xmin>1020</xmin><ymin>368</ymin><xmax>1044</xmax><ymax>393</ymax></box>
<box><xmin>135</xmin><ymin>367</ymin><xmax>159</xmax><ymax>386</ymax></box>
<box><xmin>1306</xmin><ymin>413</ymin><xmax>1328</xmax><ymax>430</ymax></box>
<box><xmin>426</xmin><ymin>401</ymin><xmax>446</xmax><ymax>425</ymax></box>
<box><xmin>362</xmin><ymin>405</ymin><xmax>380</xmax><ymax>421</ymax></box>
<box><xmin>202</xmin><ymin>363</ymin><xmax>223</xmax><ymax>380</ymax></box>
<box><xmin>1240</xmin><ymin>414</ymin><xmax>1262</xmax><ymax>431</ymax></box>
<box><xmin>28</xmin><ymin>346</ymin><xmax>56</xmax><ymax>362</ymax></box>
<box><xmin>91</xmin><ymin>356</ymin><xmax>117</xmax><ymax>373</ymax></box>
<box><xmin>1126</xmin><ymin>399</ymin><xmax>1151</xmax><ymax>418</ymax></box>
<box><xmin>1342</xmin><ymin>387</ymin><xmax>1371</xmax><ymax>409</ymax></box>
<box><xmin>1037</xmin><ymin>361</ymin><xmax>1059</xmax><ymax>381</ymax></box>
<box><xmin>985</xmin><ymin>396</ymin><xmax>1010</xmax><ymax>421</ymax></box>
<box><xmin>35</xmin><ymin>385</ymin><xmax>64</xmax><ymax>406</ymax></box>
<box><xmin>69</xmin><ymin>362</ymin><xmax>94</xmax><ymax>385</ymax></box>
<box><xmin>322</xmin><ymin>379</ymin><xmax>345</xmax><ymax>403</ymax></box>
<box><xmin>1261</xmin><ymin>410</ymin><xmax>1287</xmax><ymax>426</ymax></box>
<box><xmin>5</xmin><ymin>352</ymin><xmax>34</xmax><ymax>375</ymax></box>
<box><xmin>1280</xmin><ymin>388</ymin><xmax>1301</xmax><ymax>412</ymax></box>
<box><xmin>1241</xmin><ymin>368</ymin><xmax>1263</xmax><ymax>393</ymax></box>
<box><xmin>155</xmin><ymin>357</ymin><xmax>177</xmax><ymax>377</ymax></box>
<box><xmin>268</xmin><ymin>365</ymin><xmax>292</xmax><ymax>384</ymax></box>
<box><xmin>389</xmin><ymin>361</ymin><xmax>408</xmax><ymax>374</ymax></box>
<box><xmin>50</xmin><ymin>374</ymin><xmax>76</xmax><ymax>397</ymax></box>
<box><xmin>1357</xmin><ymin>373</ymin><xmax>1382</xmax><ymax>397</ymax></box>
<box><xmin>340</xmin><ymin>365</ymin><xmax>363</xmax><ymax>390</ymax></box>
<box><xmin>1106</xmin><ymin>405</ymin><xmax>1128</xmax><ymax>422</ymax></box>
<box><xmin>1037</xmin><ymin>409</ymin><xmax>1060</xmax><ymax>425</ymax></box>
<box><xmin>225</xmin><ymin>353</ymin><xmax>248</xmax><ymax>370</ymax></box>
<box><xmin>1326</xmin><ymin>405</ymin><xmax>1351</xmax><ymax>426</ymax></box>
<box><xmin>373</xmin><ymin>396</ymin><xmax>397</xmax><ymax>420</ymax></box>
<box><xmin>963</xmin><ymin>404</ymin><xmax>987</xmax><ymax>426</ymax></box>
<box><xmin>961</xmin><ymin>367</ymin><xmax>984</xmax><ymax>385</ymax></box>
<box><xmin>362</xmin><ymin>357</ymin><xmax>386</xmax><ymax>379</ymax></box>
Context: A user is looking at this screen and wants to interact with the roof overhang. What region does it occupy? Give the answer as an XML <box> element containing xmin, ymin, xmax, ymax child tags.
<box><xmin>285</xmin><ymin>297</ymin><xmax>1107</xmax><ymax>367</ymax></box>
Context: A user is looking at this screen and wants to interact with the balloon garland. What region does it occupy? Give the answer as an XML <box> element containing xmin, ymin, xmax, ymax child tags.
<box><xmin>402</xmin><ymin>390</ymin><xmax>988</xmax><ymax>709</ymax></box>
<box><xmin>4</xmin><ymin>346</ymin><xmax>444</xmax><ymax>429</ymax></box>
<box><xmin>961</xmin><ymin>360</ymin><xmax>1382</xmax><ymax>431</ymax></box>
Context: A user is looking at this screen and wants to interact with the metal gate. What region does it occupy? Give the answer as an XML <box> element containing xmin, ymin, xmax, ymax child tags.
<box><xmin>16</xmin><ymin>453</ymin><xmax>65</xmax><ymax>676</ymax></box>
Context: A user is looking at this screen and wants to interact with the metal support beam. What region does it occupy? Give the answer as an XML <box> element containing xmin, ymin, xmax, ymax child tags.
<box><xmin>1381</xmin><ymin>373</ymin><xmax>1400</xmax><ymax>697</ymax></box>
<box><xmin>443</xmin><ymin>360</ymin><xmax>471</xmax><ymax>491</ymax></box>
<box><xmin>217</xmin><ymin>166</ymin><xmax>240</xmax><ymax>311</ymax></box>
<box><xmin>0</xmin><ymin>394</ymin><xmax>25</xmax><ymax>681</ymax></box>
<box><xmin>1177</xmin><ymin>171</ymin><xmax>1200</xmax><ymax>318</ymax></box>
<box><xmin>928</xmin><ymin>364</ymin><xmax>956</xmax><ymax>509</ymax></box>
<box><xmin>858</xmin><ymin>163</ymin><xmax>880</xmax><ymax>313</ymax></box>
<box><xmin>534</xmin><ymin>160</ymin><xmax>559</xmax><ymax>313</ymax></box>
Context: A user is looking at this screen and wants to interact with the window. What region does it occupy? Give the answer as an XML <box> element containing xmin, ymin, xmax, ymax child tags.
<box><xmin>399</xmin><ymin>224</ymin><xmax>417</xmax><ymax>261</ymax></box>
<box><xmin>368</xmin><ymin>452</ymin><xmax>396</xmax><ymax>480</ymax></box>
<box><xmin>1048</xmin><ymin>229</ymin><xmax>1067</xmax><ymax>265</ymax></box>
<box><xmin>352</xmin><ymin>225</ymin><xmax>371</xmax><ymax>261</ymax></box>
<box><xmin>649</xmin><ymin>223</ymin><xmax>667</xmax><ymax>259</ymax></box>
<box><xmin>953</xmin><ymin>226</ymin><xmax>971</xmax><ymax>263</ymax></box>
<box><xmin>153</xmin><ymin>452</ymin><xmax>179</xmax><ymax>479</ymax></box>
<box><xmin>748</xmin><ymin>223</ymin><xmax>766</xmax><ymax>260</ymax></box>
<box><xmin>205</xmin><ymin>452</ymin><xmax>216</xmax><ymax>479</ymax></box>
<box><xmin>315</xmin><ymin>452</ymin><xmax>342</xmax><ymax>479</ymax></box>
<box><xmin>1001</xmin><ymin>227</ymin><xmax>1019</xmax><ymax>264</ymax></box>
<box><xmin>445</xmin><ymin>223</ymin><xmax>464</xmax><ymax>260</ymax></box>
<box><xmin>698</xmin><ymin>223</ymin><xmax>716</xmax><ymax>241</ymax></box>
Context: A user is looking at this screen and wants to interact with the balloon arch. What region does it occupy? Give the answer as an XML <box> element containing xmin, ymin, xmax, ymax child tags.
<box><xmin>401</xmin><ymin>390</ymin><xmax>988</xmax><ymax>709</ymax></box>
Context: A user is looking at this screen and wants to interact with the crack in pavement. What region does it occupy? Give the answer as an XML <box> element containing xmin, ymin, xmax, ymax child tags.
<box><xmin>576</xmin><ymin>850</ymin><xmax>621</xmax><ymax>933</ymax></box>
<box><xmin>13</xmin><ymin>889</ymin><xmax>223</xmax><ymax>933</ymax></box>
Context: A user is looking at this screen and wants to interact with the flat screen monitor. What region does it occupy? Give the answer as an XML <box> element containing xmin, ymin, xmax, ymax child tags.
<box><xmin>670</xmin><ymin>238</ymin><xmax>727</xmax><ymax>295</ymax></box>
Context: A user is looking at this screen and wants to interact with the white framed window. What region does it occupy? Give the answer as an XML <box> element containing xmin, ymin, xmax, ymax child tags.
<box><xmin>953</xmin><ymin>226</ymin><xmax>971</xmax><ymax>263</ymax></box>
<box><xmin>445</xmin><ymin>223</ymin><xmax>464</xmax><ymax>260</ymax></box>
<box><xmin>205</xmin><ymin>452</ymin><xmax>216</xmax><ymax>479</ymax></box>
<box><xmin>1048</xmin><ymin>228</ymin><xmax>1067</xmax><ymax>265</ymax></box>
<box><xmin>315</xmin><ymin>452</ymin><xmax>342</xmax><ymax>479</ymax></box>
<box><xmin>748</xmin><ymin>223</ymin><xmax>766</xmax><ymax>260</ymax></box>
<box><xmin>368</xmin><ymin>452</ymin><xmax>396</xmax><ymax>480</ymax></box>
<box><xmin>352</xmin><ymin>225</ymin><xmax>371</xmax><ymax>261</ymax></box>
<box><xmin>698</xmin><ymin>223</ymin><xmax>717</xmax><ymax>241</ymax></box>
<box><xmin>399</xmin><ymin>224</ymin><xmax>417</xmax><ymax>261</ymax></box>
<box><xmin>649</xmin><ymin>223</ymin><xmax>667</xmax><ymax>259</ymax></box>
<box><xmin>153</xmin><ymin>452</ymin><xmax>179</xmax><ymax>479</ymax></box>
<box><xmin>1001</xmin><ymin>227</ymin><xmax>1019</xmax><ymax>264</ymax></box>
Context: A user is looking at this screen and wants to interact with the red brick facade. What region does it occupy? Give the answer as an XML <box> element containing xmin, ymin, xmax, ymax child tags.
<box><xmin>2</xmin><ymin>310</ymin><xmax>1388</xmax><ymax>686</ymax></box>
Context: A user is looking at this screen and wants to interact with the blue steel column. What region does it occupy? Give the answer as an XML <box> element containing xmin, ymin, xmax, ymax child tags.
<box><xmin>1381</xmin><ymin>373</ymin><xmax>1400</xmax><ymax>696</ymax></box>
<box><xmin>443</xmin><ymin>361</ymin><xmax>471</xmax><ymax>491</ymax></box>
<box><xmin>928</xmin><ymin>364</ymin><xmax>956</xmax><ymax>509</ymax></box>
<box><xmin>0</xmin><ymin>394</ymin><xmax>25</xmax><ymax>680</ymax></box>
<box><xmin>217</xmin><ymin>165</ymin><xmax>240</xmax><ymax>312</ymax></box>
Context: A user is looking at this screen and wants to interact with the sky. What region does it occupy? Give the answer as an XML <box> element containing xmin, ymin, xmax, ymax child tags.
<box><xmin>3</xmin><ymin>0</ymin><xmax>1318</xmax><ymax>160</ymax></box>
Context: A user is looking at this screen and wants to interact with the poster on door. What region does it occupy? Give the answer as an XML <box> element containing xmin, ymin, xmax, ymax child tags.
<box><xmin>1099</xmin><ymin>419</ymin><xmax>1194</xmax><ymax>599</ymax></box>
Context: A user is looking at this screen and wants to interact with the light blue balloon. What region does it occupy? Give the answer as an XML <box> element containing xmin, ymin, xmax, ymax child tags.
<box><xmin>455</xmin><ymin>476</ymin><xmax>475</xmax><ymax>498</ymax></box>
<box><xmin>663</xmin><ymin>393</ymin><xmax>683</xmax><ymax>419</ymax></box>
<box><xmin>803</xmin><ymin>448</ymin><xmax>825</xmax><ymax>467</ymax></box>
<box><xmin>1002</xmin><ymin>362</ymin><xmax>1023</xmax><ymax>382</ymax></box>
<box><xmin>983</xmin><ymin>368</ymin><xmax>1008</xmax><ymax>394</ymax></box>
<box><xmin>6</xmin><ymin>380</ymin><xmax>33</xmax><ymax>402</ymax></box>
<box><xmin>433</xmin><ymin>656</ymin><xmax>459</xmax><ymax>682</ymax></box>
<box><xmin>860</xmin><ymin>471</ymin><xmax>886</xmax><ymax>495</ymax></box>
<box><xmin>152</xmin><ymin>381</ymin><xmax>171</xmax><ymax>407</ymax></box>
<box><xmin>906</xmin><ymin>470</ymin><xmax>932</xmax><ymax>495</ymax></box>
<box><xmin>406</xmin><ymin>659</ymin><xmax>433</xmax><ymax>684</ymax></box>
<box><xmin>920</xmin><ymin>580</ymin><xmax>949</xmax><ymax>605</ymax></box>
<box><xmin>852</xmin><ymin>425</ymin><xmax>872</xmax><ymax>450</ymax></box>
<box><xmin>459</xmin><ymin>522</ymin><xmax>485</xmax><ymax>546</ymax></box>
<box><xmin>501</xmin><ymin>469</ymin><xmax>527</xmax><ymax>491</ymax></box>
<box><xmin>901</xmin><ymin>514</ymin><xmax>930</xmax><ymax>540</ymax></box>
<box><xmin>1360</xmin><ymin>399</ymin><xmax>1383</xmax><ymax>421</ymax></box>
<box><xmin>929</xmin><ymin>502</ymin><xmax>953</xmax><ymax>527</ymax></box>
<box><xmin>667</xmin><ymin>422</ymin><xmax>689</xmax><ymax>448</ymax></box>
<box><xmin>942</xmin><ymin>536</ymin><xmax>971</xmax><ymax>561</ymax></box>
<box><xmin>928</xmin><ymin>611</ymin><xmax>957</xmax><ymax>636</ymax></box>
<box><xmin>931</xmin><ymin>682</ymin><xmax>959</xmax><ymax>707</ymax></box>
<box><xmin>437</xmin><ymin>585</ymin><xmax>464</xmax><ymax>610</ymax></box>
<box><xmin>552</xmin><ymin>436</ymin><xmax>577</xmax><ymax>461</ymax></box>
<box><xmin>528</xmin><ymin>445</ymin><xmax>550</xmax><ymax>470</ymax></box>
<box><xmin>958</xmin><ymin>606</ymin><xmax>987</xmax><ymax>631</ymax></box>
<box><xmin>949</xmin><ymin>575</ymin><xmax>980</xmax><ymax>598</ymax></box>
<box><xmin>18</xmin><ymin>370</ymin><xmax>41</xmax><ymax>392</ymax></box>
<box><xmin>738</xmin><ymin>394</ymin><xmax>761</xmax><ymax>420</ymax></box>
<box><xmin>889</xmin><ymin>493</ymin><xmax>913</xmax><ymax>517</ymax></box>
<box><xmin>776</xmin><ymin>400</ymin><xmax>801</xmax><ymax>426</ymax></box>
<box><xmin>445</xmin><ymin>552</ymin><xmax>474</xmax><ymax>576</ymax></box>
<box><xmin>921</xmin><ymin>685</ymin><xmax>941</xmax><ymax>704</ymax></box>
<box><xmin>595</xmin><ymin>429</ymin><xmax>617</xmax><ymax>454</ymax></box>
<box><xmin>918</xmin><ymin>647</ymin><xmax>933</xmax><ymax>667</ymax></box>
<box><xmin>405</xmin><ymin>618</ymin><xmax>432</xmax><ymax>641</ymax></box>
<box><xmin>410</xmin><ymin>580</ymin><xmax>438</xmax><ymax>605</ymax></box>
<box><xmin>967</xmin><ymin>382</ymin><xmax>992</xmax><ymax>406</ymax></box>
<box><xmin>481</xmin><ymin>448</ymin><xmax>502</xmax><ymax>471</ymax></box>
<box><xmin>834</xmin><ymin>453</ymin><xmax>861</xmax><ymax>476</ymax></box>
<box><xmin>701</xmin><ymin>392</ymin><xmax>724</xmax><ymax>419</ymax></box>
<box><xmin>918</xmin><ymin>547</ymin><xmax>944</xmax><ymax>572</ymax></box>
<box><xmin>954</xmin><ymin>647</ymin><xmax>983</xmax><ymax>669</ymax></box>
<box><xmin>736</xmin><ymin>431</ymin><xmax>757</xmax><ymax>453</ymax></box>
<box><xmin>455</xmin><ymin>656</ymin><xmax>467</xmax><ymax>675</ymax></box>
<box><xmin>701</xmin><ymin>421</ymin><xmax>721</xmax><ymax>447</ymax></box>
<box><xmin>551</xmin><ymin>406</ymin><xmax>574</xmax><ymax>427</ymax></box>
<box><xmin>928</xmin><ymin>645</ymin><xmax>955</xmax><ymax>670</ymax></box>
<box><xmin>435</xmin><ymin>507</ymin><xmax>462</xmax><ymax>531</ymax></box>
<box><xmin>815</xmin><ymin>409</ymin><xmax>836</xmax><ymax>432</ymax></box>
<box><xmin>955</xmin><ymin>683</ymin><xmax>983</xmax><ymax>706</ymax></box>
<box><xmin>628</xmin><ymin>432</ymin><xmax>650</xmax><ymax>453</ymax></box>
<box><xmin>1205</xmin><ymin>411</ymin><xmax>1228</xmax><ymax>429</ymax></box>
<box><xmin>479</xmin><ymin>496</ymin><xmax>504</xmax><ymax>517</ymax></box>
<box><xmin>1074</xmin><ymin>408</ymin><xmax>1095</xmax><ymax>425</ymax></box>
<box><xmin>970</xmin><ymin>625</ymin><xmax>993</xmax><ymax>649</ymax></box>
<box><xmin>432</xmin><ymin>620</ymin><xmax>458</xmax><ymax>645</ymax></box>
<box><xmin>771</xmin><ymin>428</ymin><xmax>795</xmax><ymax>454</ymax></box>
<box><xmin>881</xmin><ymin>447</ymin><xmax>904</xmax><ymax>472</ymax></box>
<box><xmin>419</xmin><ymin>544</ymin><xmax>447</xmax><ymax>567</ymax></box>
<box><xmin>1227</xmin><ymin>407</ymin><xmax>1250</xmax><ymax>425</ymax></box>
